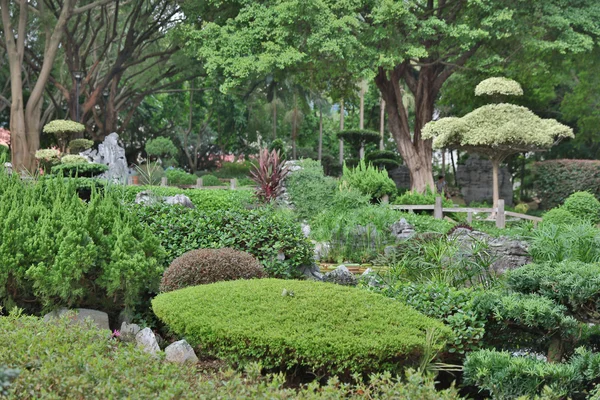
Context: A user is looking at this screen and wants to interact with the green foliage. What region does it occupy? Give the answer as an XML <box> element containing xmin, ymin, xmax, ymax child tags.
<box><xmin>136</xmin><ymin>162</ymin><xmax>165</xmax><ymax>186</ymax></box>
<box><xmin>67</xmin><ymin>139</ymin><xmax>94</xmax><ymax>154</ymax></box>
<box><xmin>506</xmin><ymin>261</ymin><xmax>600</xmax><ymax>322</ymax></box>
<box><xmin>60</xmin><ymin>154</ymin><xmax>88</xmax><ymax>164</ymax></box>
<box><xmin>0</xmin><ymin>173</ymin><xmax>165</xmax><ymax>314</ymax></box>
<box><xmin>341</xmin><ymin>160</ymin><xmax>396</xmax><ymax>201</ymax></box>
<box><xmin>51</xmin><ymin>162</ymin><xmax>108</xmax><ymax>178</ymax></box>
<box><xmin>474</xmin><ymin>77</ymin><xmax>524</xmax><ymax>97</ymax></box>
<box><xmin>528</xmin><ymin>222</ymin><xmax>600</xmax><ymax>263</ymax></box>
<box><xmin>160</xmin><ymin>248</ymin><xmax>265</xmax><ymax>292</ymax></box>
<box><xmin>200</xmin><ymin>174</ymin><xmax>225</xmax><ymax>186</ymax></box>
<box><xmin>400</xmin><ymin>212</ymin><xmax>455</xmax><ymax>233</ymax></box>
<box><xmin>394</xmin><ymin>189</ymin><xmax>453</xmax><ymax>206</ymax></box>
<box><xmin>533</xmin><ymin>160</ymin><xmax>600</xmax><ymax>209</ymax></box>
<box><xmin>563</xmin><ymin>191</ymin><xmax>600</xmax><ymax>224</ymax></box>
<box><xmin>120</xmin><ymin>186</ymin><xmax>256</xmax><ymax>211</ymax></box>
<box><xmin>152</xmin><ymin>279</ymin><xmax>451</xmax><ymax>376</ymax></box>
<box><xmin>514</xmin><ymin>203</ymin><xmax>529</xmax><ymax>214</ymax></box>
<box><xmin>0</xmin><ymin>146</ymin><xmax>8</xmax><ymax>164</ymax></box>
<box><xmin>134</xmin><ymin>205</ymin><xmax>312</xmax><ymax>278</ymax></box>
<box><xmin>0</xmin><ymin>311</ymin><xmax>463</xmax><ymax>399</ymax></box>
<box><xmin>165</xmin><ymin>168</ymin><xmax>197</xmax><ymax>185</ymax></box>
<box><xmin>42</xmin><ymin>120</ymin><xmax>85</xmax><ymax>135</ymax></box>
<box><xmin>464</xmin><ymin>348</ymin><xmax>600</xmax><ymax>399</ymax></box>
<box><xmin>286</xmin><ymin>159</ymin><xmax>337</xmax><ymax>220</ymax></box>
<box><xmin>541</xmin><ymin>207</ymin><xmax>576</xmax><ymax>226</ymax></box>
<box><xmin>145</xmin><ymin>137</ymin><xmax>178</xmax><ymax>159</ymax></box>
<box><xmin>213</xmin><ymin>160</ymin><xmax>254</xmax><ymax>179</ymax></box>
<box><xmin>0</xmin><ymin>365</ymin><xmax>19</xmax><ymax>397</ymax></box>
<box><xmin>268</xmin><ymin>139</ymin><xmax>286</xmax><ymax>156</ymax></box>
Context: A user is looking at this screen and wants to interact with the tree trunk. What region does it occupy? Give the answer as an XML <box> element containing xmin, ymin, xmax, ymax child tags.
<box><xmin>318</xmin><ymin>105</ymin><xmax>323</xmax><ymax>161</ymax></box>
<box><xmin>272</xmin><ymin>95</ymin><xmax>277</xmax><ymax>140</ymax></box>
<box><xmin>441</xmin><ymin>149</ymin><xmax>446</xmax><ymax>177</ymax></box>
<box><xmin>359</xmin><ymin>83</ymin><xmax>365</xmax><ymax>159</ymax></box>
<box><xmin>492</xmin><ymin>158</ymin><xmax>500</xmax><ymax>216</ymax></box>
<box><xmin>339</xmin><ymin>98</ymin><xmax>344</xmax><ymax>165</ymax></box>
<box><xmin>519</xmin><ymin>152</ymin><xmax>526</xmax><ymax>201</ymax></box>
<box><xmin>547</xmin><ymin>334</ymin><xmax>564</xmax><ymax>363</ymax></box>
<box><xmin>291</xmin><ymin>107</ymin><xmax>297</xmax><ymax>160</ymax></box>
<box><xmin>450</xmin><ymin>150</ymin><xmax>458</xmax><ymax>186</ymax></box>
<box><xmin>379</xmin><ymin>98</ymin><xmax>385</xmax><ymax>151</ymax></box>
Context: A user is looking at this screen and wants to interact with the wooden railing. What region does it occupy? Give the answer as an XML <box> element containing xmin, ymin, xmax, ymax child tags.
<box><xmin>126</xmin><ymin>177</ymin><xmax>246</xmax><ymax>190</ymax></box>
<box><xmin>390</xmin><ymin>197</ymin><xmax>542</xmax><ymax>229</ymax></box>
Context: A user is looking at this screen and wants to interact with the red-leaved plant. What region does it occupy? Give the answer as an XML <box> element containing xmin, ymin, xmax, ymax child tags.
<box><xmin>250</xmin><ymin>148</ymin><xmax>288</xmax><ymax>203</ymax></box>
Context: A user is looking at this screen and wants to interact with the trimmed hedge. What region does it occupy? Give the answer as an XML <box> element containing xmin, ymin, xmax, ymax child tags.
<box><xmin>119</xmin><ymin>186</ymin><xmax>256</xmax><ymax>211</ymax></box>
<box><xmin>134</xmin><ymin>205</ymin><xmax>313</xmax><ymax>278</ymax></box>
<box><xmin>0</xmin><ymin>311</ymin><xmax>462</xmax><ymax>400</ymax></box>
<box><xmin>152</xmin><ymin>279</ymin><xmax>451</xmax><ymax>377</ymax></box>
<box><xmin>534</xmin><ymin>159</ymin><xmax>600</xmax><ymax>209</ymax></box>
<box><xmin>563</xmin><ymin>191</ymin><xmax>600</xmax><ymax>224</ymax></box>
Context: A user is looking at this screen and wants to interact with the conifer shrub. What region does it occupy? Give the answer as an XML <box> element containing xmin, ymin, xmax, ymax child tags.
<box><xmin>562</xmin><ymin>191</ymin><xmax>600</xmax><ymax>224</ymax></box>
<box><xmin>51</xmin><ymin>162</ymin><xmax>108</xmax><ymax>178</ymax></box>
<box><xmin>286</xmin><ymin>159</ymin><xmax>337</xmax><ymax>220</ymax></box>
<box><xmin>160</xmin><ymin>248</ymin><xmax>265</xmax><ymax>292</ymax></box>
<box><xmin>152</xmin><ymin>279</ymin><xmax>451</xmax><ymax>377</ymax></box>
<box><xmin>0</xmin><ymin>172</ymin><xmax>165</xmax><ymax>315</ymax></box>
<box><xmin>341</xmin><ymin>160</ymin><xmax>397</xmax><ymax>201</ymax></box>
<box><xmin>165</xmin><ymin>168</ymin><xmax>197</xmax><ymax>185</ymax></box>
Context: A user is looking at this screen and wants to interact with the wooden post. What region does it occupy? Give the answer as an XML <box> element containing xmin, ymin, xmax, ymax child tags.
<box><xmin>381</xmin><ymin>194</ymin><xmax>389</xmax><ymax>204</ymax></box>
<box><xmin>496</xmin><ymin>199</ymin><xmax>505</xmax><ymax>229</ymax></box>
<box><xmin>434</xmin><ymin>196</ymin><xmax>443</xmax><ymax>220</ymax></box>
<box><xmin>160</xmin><ymin>177</ymin><xmax>168</xmax><ymax>187</ymax></box>
<box><xmin>127</xmin><ymin>176</ymin><xmax>133</xmax><ymax>185</ymax></box>
<box><xmin>230</xmin><ymin>178</ymin><xmax>237</xmax><ymax>190</ymax></box>
<box><xmin>467</xmin><ymin>211</ymin><xmax>473</xmax><ymax>224</ymax></box>
<box><xmin>196</xmin><ymin>178</ymin><xmax>203</xmax><ymax>189</ymax></box>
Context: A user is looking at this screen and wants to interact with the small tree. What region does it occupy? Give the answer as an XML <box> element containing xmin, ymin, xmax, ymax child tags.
<box><xmin>145</xmin><ymin>137</ymin><xmax>178</xmax><ymax>167</ymax></box>
<box><xmin>42</xmin><ymin>120</ymin><xmax>86</xmax><ymax>153</ymax></box>
<box><xmin>423</xmin><ymin>78</ymin><xmax>573</xmax><ymax>211</ymax></box>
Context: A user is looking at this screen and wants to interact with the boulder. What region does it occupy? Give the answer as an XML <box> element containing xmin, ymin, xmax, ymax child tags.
<box><xmin>120</xmin><ymin>322</ymin><xmax>141</xmax><ymax>342</ymax></box>
<box><xmin>457</xmin><ymin>155</ymin><xmax>513</xmax><ymax>206</ymax></box>
<box><xmin>323</xmin><ymin>265</ymin><xmax>358</xmax><ymax>286</ymax></box>
<box><xmin>43</xmin><ymin>308</ymin><xmax>110</xmax><ymax>331</ymax></box>
<box><xmin>163</xmin><ymin>194</ymin><xmax>195</xmax><ymax>209</ymax></box>
<box><xmin>299</xmin><ymin>264</ymin><xmax>324</xmax><ymax>281</ymax></box>
<box><xmin>135</xmin><ymin>328</ymin><xmax>160</xmax><ymax>355</ymax></box>
<box><xmin>80</xmin><ymin>132</ymin><xmax>128</xmax><ymax>183</ymax></box>
<box><xmin>135</xmin><ymin>190</ymin><xmax>195</xmax><ymax>209</ymax></box>
<box><xmin>165</xmin><ymin>340</ymin><xmax>199</xmax><ymax>364</ymax></box>
<box><xmin>301</xmin><ymin>222</ymin><xmax>311</xmax><ymax>238</ymax></box>
<box><xmin>390</xmin><ymin>218</ymin><xmax>416</xmax><ymax>241</ymax></box>
<box><xmin>313</xmin><ymin>241</ymin><xmax>330</xmax><ymax>261</ymax></box>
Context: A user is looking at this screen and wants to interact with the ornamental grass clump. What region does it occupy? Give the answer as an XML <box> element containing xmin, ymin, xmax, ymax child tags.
<box><xmin>152</xmin><ymin>279</ymin><xmax>451</xmax><ymax>377</ymax></box>
<box><xmin>160</xmin><ymin>248</ymin><xmax>266</xmax><ymax>292</ymax></box>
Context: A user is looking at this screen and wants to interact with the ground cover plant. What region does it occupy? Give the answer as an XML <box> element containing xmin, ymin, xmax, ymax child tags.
<box><xmin>152</xmin><ymin>279</ymin><xmax>452</xmax><ymax>378</ymax></box>
<box><xmin>0</xmin><ymin>172</ymin><xmax>165</xmax><ymax>315</ymax></box>
<box><xmin>135</xmin><ymin>205</ymin><xmax>312</xmax><ymax>277</ymax></box>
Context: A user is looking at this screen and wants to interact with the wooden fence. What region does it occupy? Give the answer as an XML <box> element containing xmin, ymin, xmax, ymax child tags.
<box><xmin>390</xmin><ymin>197</ymin><xmax>542</xmax><ymax>229</ymax></box>
<box><xmin>126</xmin><ymin>176</ymin><xmax>244</xmax><ymax>190</ymax></box>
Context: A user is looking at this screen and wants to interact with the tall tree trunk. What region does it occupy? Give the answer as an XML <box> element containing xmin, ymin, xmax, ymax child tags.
<box><xmin>441</xmin><ymin>149</ymin><xmax>446</xmax><ymax>177</ymax></box>
<box><xmin>272</xmin><ymin>95</ymin><xmax>277</xmax><ymax>140</ymax></box>
<box><xmin>291</xmin><ymin>104</ymin><xmax>297</xmax><ymax>160</ymax></box>
<box><xmin>359</xmin><ymin>83</ymin><xmax>366</xmax><ymax>159</ymax></box>
<box><xmin>450</xmin><ymin>150</ymin><xmax>458</xmax><ymax>186</ymax></box>
<box><xmin>318</xmin><ymin>105</ymin><xmax>323</xmax><ymax>161</ymax></box>
<box><xmin>519</xmin><ymin>153</ymin><xmax>526</xmax><ymax>201</ymax></box>
<box><xmin>492</xmin><ymin>158</ymin><xmax>500</xmax><ymax>216</ymax></box>
<box><xmin>379</xmin><ymin>98</ymin><xmax>385</xmax><ymax>151</ymax></box>
<box><xmin>339</xmin><ymin>99</ymin><xmax>344</xmax><ymax>165</ymax></box>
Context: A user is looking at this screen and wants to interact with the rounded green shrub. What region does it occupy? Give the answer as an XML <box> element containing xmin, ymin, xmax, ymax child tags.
<box><xmin>51</xmin><ymin>162</ymin><xmax>108</xmax><ymax>178</ymax></box>
<box><xmin>60</xmin><ymin>154</ymin><xmax>88</xmax><ymax>164</ymax></box>
<box><xmin>201</xmin><ymin>174</ymin><xmax>225</xmax><ymax>186</ymax></box>
<box><xmin>160</xmin><ymin>248</ymin><xmax>265</xmax><ymax>292</ymax></box>
<box><xmin>67</xmin><ymin>139</ymin><xmax>94</xmax><ymax>153</ymax></box>
<box><xmin>152</xmin><ymin>279</ymin><xmax>451</xmax><ymax>377</ymax></box>
<box><xmin>541</xmin><ymin>207</ymin><xmax>576</xmax><ymax>226</ymax></box>
<box><xmin>342</xmin><ymin>159</ymin><xmax>397</xmax><ymax>201</ymax></box>
<box><xmin>563</xmin><ymin>191</ymin><xmax>600</xmax><ymax>224</ymax></box>
<box><xmin>165</xmin><ymin>168</ymin><xmax>196</xmax><ymax>185</ymax></box>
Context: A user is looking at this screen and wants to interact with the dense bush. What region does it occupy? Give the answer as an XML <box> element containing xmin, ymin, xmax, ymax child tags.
<box><xmin>563</xmin><ymin>191</ymin><xmax>600</xmax><ymax>224</ymax></box>
<box><xmin>135</xmin><ymin>205</ymin><xmax>312</xmax><ymax>277</ymax></box>
<box><xmin>0</xmin><ymin>173</ymin><xmax>165</xmax><ymax>315</ymax></box>
<box><xmin>160</xmin><ymin>248</ymin><xmax>265</xmax><ymax>292</ymax></box>
<box><xmin>286</xmin><ymin>159</ymin><xmax>337</xmax><ymax>220</ymax></box>
<box><xmin>528</xmin><ymin>222</ymin><xmax>600</xmax><ymax>263</ymax></box>
<box><xmin>165</xmin><ymin>168</ymin><xmax>197</xmax><ymax>185</ymax></box>
<box><xmin>60</xmin><ymin>154</ymin><xmax>88</xmax><ymax>164</ymax></box>
<box><xmin>506</xmin><ymin>261</ymin><xmax>600</xmax><ymax>322</ymax></box>
<box><xmin>394</xmin><ymin>188</ymin><xmax>453</xmax><ymax>206</ymax></box>
<box><xmin>201</xmin><ymin>174</ymin><xmax>226</xmax><ymax>186</ymax></box>
<box><xmin>0</xmin><ymin>311</ymin><xmax>462</xmax><ymax>399</ymax></box>
<box><xmin>541</xmin><ymin>207</ymin><xmax>576</xmax><ymax>226</ymax></box>
<box><xmin>0</xmin><ymin>145</ymin><xmax>9</xmax><ymax>163</ymax></box>
<box><xmin>341</xmin><ymin>160</ymin><xmax>396</xmax><ymax>201</ymax></box>
<box><xmin>152</xmin><ymin>279</ymin><xmax>451</xmax><ymax>377</ymax></box>
<box><xmin>534</xmin><ymin>159</ymin><xmax>600</xmax><ymax>209</ymax></box>
<box><xmin>119</xmin><ymin>186</ymin><xmax>255</xmax><ymax>211</ymax></box>
<box><xmin>51</xmin><ymin>162</ymin><xmax>108</xmax><ymax>178</ymax></box>
<box><xmin>67</xmin><ymin>138</ymin><xmax>94</xmax><ymax>153</ymax></box>
<box><xmin>213</xmin><ymin>160</ymin><xmax>254</xmax><ymax>179</ymax></box>
<box><xmin>464</xmin><ymin>348</ymin><xmax>600</xmax><ymax>399</ymax></box>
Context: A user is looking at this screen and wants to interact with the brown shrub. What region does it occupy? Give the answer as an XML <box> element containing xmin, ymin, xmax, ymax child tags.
<box><xmin>160</xmin><ymin>248</ymin><xmax>266</xmax><ymax>292</ymax></box>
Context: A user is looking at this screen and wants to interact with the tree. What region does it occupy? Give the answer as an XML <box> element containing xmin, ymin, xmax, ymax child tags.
<box><xmin>178</xmin><ymin>0</ymin><xmax>598</xmax><ymax>191</ymax></box>
<box><xmin>422</xmin><ymin>78</ymin><xmax>573</xmax><ymax>211</ymax></box>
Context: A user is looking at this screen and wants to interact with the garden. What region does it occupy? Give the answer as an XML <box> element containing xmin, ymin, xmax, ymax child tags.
<box><xmin>2</xmin><ymin>1</ymin><xmax>600</xmax><ymax>399</ymax></box>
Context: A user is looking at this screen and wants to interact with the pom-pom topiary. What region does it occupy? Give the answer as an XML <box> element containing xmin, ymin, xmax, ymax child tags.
<box><xmin>541</xmin><ymin>207</ymin><xmax>576</xmax><ymax>226</ymax></box>
<box><xmin>61</xmin><ymin>155</ymin><xmax>88</xmax><ymax>164</ymax></box>
<box><xmin>67</xmin><ymin>139</ymin><xmax>94</xmax><ymax>154</ymax></box>
<box><xmin>474</xmin><ymin>77</ymin><xmax>524</xmax><ymax>97</ymax></box>
<box><xmin>562</xmin><ymin>191</ymin><xmax>600</xmax><ymax>224</ymax></box>
<box><xmin>160</xmin><ymin>248</ymin><xmax>266</xmax><ymax>292</ymax></box>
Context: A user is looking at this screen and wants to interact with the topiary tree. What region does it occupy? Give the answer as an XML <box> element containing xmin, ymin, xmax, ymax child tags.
<box><xmin>366</xmin><ymin>150</ymin><xmax>402</xmax><ymax>171</ymax></box>
<box><xmin>562</xmin><ymin>191</ymin><xmax>600</xmax><ymax>224</ymax></box>
<box><xmin>337</xmin><ymin>129</ymin><xmax>380</xmax><ymax>160</ymax></box>
<box><xmin>42</xmin><ymin>120</ymin><xmax>86</xmax><ymax>153</ymax></box>
<box><xmin>67</xmin><ymin>139</ymin><xmax>94</xmax><ymax>154</ymax></box>
<box><xmin>145</xmin><ymin>137</ymin><xmax>178</xmax><ymax>167</ymax></box>
<box><xmin>423</xmin><ymin>78</ymin><xmax>573</xmax><ymax>212</ymax></box>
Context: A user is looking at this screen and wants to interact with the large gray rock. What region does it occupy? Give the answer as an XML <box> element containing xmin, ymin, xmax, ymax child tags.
<box><xmin>457</xmin><ymin>155</ymin><xmax>513</xmax><ymax>206</ymax></box>
<box><xmin>120</xmin><ymin>322</ymin><xmax>141</xmax><ymax>342</ymax></box>
<box><xmin>80</xmin><ymin>132</ymin><xmax>128</xmax><ymax>183</ymax></box>
<box><xmin>313</xmin><ymin>241</ymin><xmax>330</xmax><ymax>261</ymax></box>
<box><xmin>323</xmin><ymin>265</ymin><xmax>357</xmax><ymax>286</ymax></box>
<box><xmin>390</xmin><ymin>218</ymin><xmax>416</xmax><ymax>241</ymax></box>
<box><xmin>299</xmin><ymin>264</ymin><xmax>324</xmax><ymax>281</ymax></box>
<box><xmin>449</xmin><ymin>229</ymin><xmax>530</xmax><ymax>274</ymax></box>
<box><xmin>135</xmin><ymin>190</ymin><xmax>195</xmax><ymax>209</ymax></box>
<box><xmin>388</xmin><ymin>165</ymin><xmax>411</xmax><ymax>190</ymax></box>
<box><xmin>135</xmin><ymin>328</ymin><xmax>160</xmax><ymax>355</ymax></box>
<box><xmin>163</xmin><ymin>194</ymin><xmax>195</xmax><ymax>208</ymax></box>
<box><xmin>165</xmin><ymin>340</ymin><xmax>199</xmax><ymax>364</ymax></box>
<box><xmin>43</xmin><ymin>308</ymin><xmax>110</xmax><ymax>331</ymax></box>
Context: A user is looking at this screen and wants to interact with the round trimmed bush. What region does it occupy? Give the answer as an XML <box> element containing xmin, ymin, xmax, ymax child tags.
<box><xmin>160</xmin><ymin>248</ymin><xmax>266</xmax><ymax>292</ymax></box>
<box><xmin>563</xmin><ymin>191</ymin><xmax>600</xmax><ymax>224</ymax></box>
<box><xmin>201</xmin><ymin>174</ymin><xmax>225</xmax><ymax>186</ymax></box>
<box><xmin>542</xmin><ymin>207</ymin><xmax>576</xmax><ymax>226</ymax></box>
<box><xmin>152</xmin><ymin>279</ymin><xmax>451</xmax><ymax>376</ymax></box>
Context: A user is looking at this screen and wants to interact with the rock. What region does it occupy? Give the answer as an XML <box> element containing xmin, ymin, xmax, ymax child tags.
<box><xmin>135</xmin><ymin>328</ymin><xmax>160</xmax><ymax>355</ymax></box>
<box><xmin>80</xmin><ymin>132</ymin><xmax>128</xmax><ymax>183</ymax></box>
<box><xmin>163</xmin><ymin>194</ymin><xmax>195</xmax><ymax>209</ymax></box>
<box><xmin>323</xmin><ymin>265</ymin><xmax>358</xmax><ymax>286</ymax></box>
<box><xmin>313</xmin><ymin>241</ymin><xmax>330</xmax><ymax>261</ymax></box>
<box><xmin>457</xmin><ymin>155</ymin><xmax>513</xmax><ymax>206</ymax></box>
<box><xmin>43</xmin><ymin>308</ymin><xmax>110</xmax><ymax>331</ymax></box>
<box><xmin>384</xmin><ymin>245</ymin><xmax>397</xmax><ymax>256</ymax></box>
<box><xmin>120</xmin><ymin>322</ymin><xmax>141</xmax><ymax>342</ymax></box>
<box><xmin>360</xmin><ymin>268</ymin><xmax>380</xmax><ymax>287</ymax></box>
<box><xmin>388</xmin><ymin>165</ymin><xmax>411</xmax><ymax>190</ymax></box>
<box><xmin>135</xmin><ymin>190</ymin><xmax>161</xmax><ymax>205</ymax></box>
<box><xmin>118</xmin><ymin>309</ymin><xmax>134</xmax><ymax>326</ymax></box>
<box><xmin>299</xmin><ymin>264</ymin><xmax>324</xmax><ymax>281</ymax></box>
<box><xmin>301</xmin><ymin>222</ymin><xmax>311</xmax><ymax>238</ymax></box>
<box><xmin>390</xmin><ymin>218</ymin><xmax>416</xmax><ymax>241</ymax></box>
<box><xmin>276</xmin><ymin>251</ymin><xmax>286</xmax><ymax>261</ymax></box>
<box><xmin>165</xmin><ymin>340</ymin><xmax>199</xmax><ymax>364</ymax></box>
<box><xmin>3</xmin><ymin>162</ymin><xmax>12</xmax><ymax>175</ymax></box>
